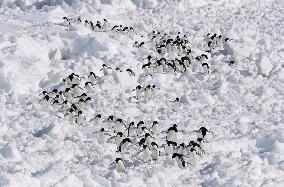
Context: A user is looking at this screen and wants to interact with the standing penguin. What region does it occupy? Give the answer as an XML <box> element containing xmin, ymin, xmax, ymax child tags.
<box><xmin>63</xmin><ymin>17</ymin><xmax>70</xmax><ymax>27</ymax></box>
<box><xmin>117</xmin><ymin>138</ymin><xmax>132</xmax><ymax>152</ymax></box>
<box><xmin>151</xmin><ymin>142</ymin><xmax>159</xmax><ymax>160</ymax></box>
<box><xmin>100</xmin><ymin>64</ymin><xmax>112</xmax><ymax>76</ymax></box>
<box><xmin>169</xmin><ymin>98</ymin><xmax>180</xmax><ymax>112</ymax></box>
<box><xmin>96</xmin><ymin>128</ymin><xmax>110</xmax><ymax>144</ymax></box>
<box><xmin>127</xmin><ymin>122</ymin><xmax>136</xmax><ymax>137</ymax></box>
<box><xmin>202</xmin><ymin>63</ymin><xmax>210</xmax><ymax>74</ymax></box>
<box><xmin>166</xmin><ymin>124</ymin><xmax>178</xmax><ymax>142</ymax></box>
<box><xmin>172</xmin><ymin>153</ymin><xmax>186</xmax><ymax>169</ymax></box>
<box><xmin>142</xmin><ymin>145</ymin><xmax>152</xmax><ymax>163</ymax></box>
<box><xmin>150</xmin><ymin>121</ymin><xmax>160</xmax><ymax>135</ymax></box>
<box><xmin>115</xmin><ymin>158</ymin><xmax>125</xmax><ymax>173</ymax></box>
<box><xmin>90</xmin><ymin>114</ymin><xmax>102</xmax><ymax>126</ymax></box>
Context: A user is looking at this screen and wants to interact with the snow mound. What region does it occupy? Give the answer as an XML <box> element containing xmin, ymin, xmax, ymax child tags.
<box><xmin>257</xmin><ymin>55</ymin><xmax>273</xmax><ymax>77</ymax></box>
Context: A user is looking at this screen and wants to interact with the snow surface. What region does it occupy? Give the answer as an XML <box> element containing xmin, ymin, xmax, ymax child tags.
<box><xmin>0</xmin><ymin>0</ymin><xmax>284</xmax><ymax>186</ymax></box>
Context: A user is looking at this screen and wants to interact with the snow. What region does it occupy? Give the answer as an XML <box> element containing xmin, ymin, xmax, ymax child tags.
<box><xmin>0</xmin><ymin>0</ymin><xmax>284</xmax><ymax>186</ymax></box>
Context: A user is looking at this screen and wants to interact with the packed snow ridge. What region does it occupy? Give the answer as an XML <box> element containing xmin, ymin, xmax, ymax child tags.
<box><xmin>0</xmin><ymin>0</ymin><xmax>283</xmax><ymax>187</ymax></box>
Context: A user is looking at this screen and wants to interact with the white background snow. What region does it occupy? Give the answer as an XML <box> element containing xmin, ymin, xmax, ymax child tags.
<box><xmin>0</xmin><ymin>0</ymin><xmax>284</xmax><ymax>186</ymax></box>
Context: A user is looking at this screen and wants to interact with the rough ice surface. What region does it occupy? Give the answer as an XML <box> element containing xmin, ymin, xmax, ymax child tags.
<box><xmin>0</xmin><ymin>0</ymin><xmax>283</xmax><ymax>186</ymax></box>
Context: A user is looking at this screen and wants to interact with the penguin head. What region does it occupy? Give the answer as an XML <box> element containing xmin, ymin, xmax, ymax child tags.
<box><xmin>85</xmin><ymin>20</ymin><xmax>88</xmax><ymax>23</ymax></box>
<box><xmin>52</xmin><ymin>89</ymin><xmax>58</xmax><ymax>93</ymax></box>
<box><xmin>102</xmin><ymin>64</ymin><xmax>107</xmax><ymax>67</ymax></box>
<box><xmin>116</xmin><ymin>119</ymin><xmax>123</xmax><ymax>123</ymax></box>
<box><xmin>137</xmin><ymin>85</ymin><xmax>142</xmax><ymax>90</ymax></box>
<box><xmin>153</xmin><ymin>121</ymin><xmax>158</xmax><ymax>125</ymax></box>
<box><xmin>202</xmin><ymin>63</ymin><xmax>209</xmax><ymax>68</ymax></box>
<box><xmin>137</xmin><ymin>121</ymin><xmax>144</xmax><ymax>126</ymax></box>
<box><xmin>100</xmin><ymin>128</ymin><xmax>105</xmax><ymax>132</ymax></box>
<box><xmin>145</xmin><ymin>133</ymin><xmax>151</xmax><ymax>138</ymax></box>
<box><xmin>172</xmin><ymin>153</ymin><xmax>179</xmax><ymax>159</ymax></box>
<box><xmin>85</xmin><ymin>97</ymin><xmax>91</xmax><ymax>102</ymax></box>
<box><xmin>152</xmin><ymin>85</ymin><xmax>155</xmax><ymax>89</ymax></box>
<box><xmin>197</xmin><ymin>138</ymin><xmax>203</xmax><ymax>143</ymax></box>
<box><xmin>103</xmin><ymin>19</ymin><xmax>107</xmax><ymax>22</ymax></box>
<box><xmin>117</xmin><ymin>132</ymin><xmax>123</xmax><ymax>136</ymax></box>
<box><xmin>180</xmin><ymin>143</ymin><xmax>185</xmax><ymax>148</ymax></box>
<box><xmin>115</xmin><ymin>158</ymin><xmax>122</xmax><ymax>163</ymax></box>
<box><xmin>201</xmin><ymin>54</ymin><xmax>208</xmax><ymax>59</ymax></box>
<box><xmin>151</xmin><ymin>142</ymin><xmax>158</xmax><ymax>147</ymax></box>
<box><xmin>78</xmin><ymin>110</ymin><xmax>83</xmax><ymax>115</ymax></box>
<box><xmin>108</xmin><ymin>115</ymin><xmax>114</xmax><ymax>121</ymax></box>
<box><xmin>53</xmin><ymin>100</ymin><xmax>59</xmax><ymax>104</ymax></box>
<box><xmin>63</xmin><ymin>17</ymin><xmax>68</xmax><ymax>20</ymax></box>
<box><xmin>143</xmin><ymin>145</ymin><xmax>148</xmax><ymax>149</ymax></box>
<box><xmin>129</xmin><ymin>122</ymin><xmax>135</xmax><ymax>126</ymax></box>
<box><xmin>96</xmin><ymin>114</ymin><xmax>102</xmax><ymax>118</ymax></box>
<box><xmin>175</xmin><ymin>98</ymin><xmax>180</xmax><ymax>102</ymax></box>
<box><xmin>63</xmin><ymin>100</ymin><xmax>68</xmax><ymax>104</ymax></box>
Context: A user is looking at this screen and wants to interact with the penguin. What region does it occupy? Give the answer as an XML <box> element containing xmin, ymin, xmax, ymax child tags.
<box><xmin>60</xmin><ymin>100</ymin><xmax>71</xmax><ymax>112</ymax></box>
<box><xmin>111</xmin><ymin>25</ymin><xmax>119</xmax><ymax>31</ymax></box>
<box><xmin>39</xmin><ymin>95</ymin><xmax>51</xmax><ymax>105</ymax></box>
<box><xmin>105</xmin><ymin>115</ymin><xmax>115</xmax><ymax>129</ymax></box>
<box><xmin>115</xmin><ymin>158</ymin><xmax>125</xmax><ymax>173</ymax></box>
<box><xmin>151</xmin><ymin>142</ymin><xmax>159</xmax><ymax>160</ymax></box>
<box><xmin>169</xmin><ymin>98</ymin><xmax>180</xmax><ymax>112</ymax></box>
<box><xmin>150</xmin><ymin>121</ymin><xmax>159</xmax><ymax>135</ymax></box>
<box><xmin>153</xmin><ymin>60</ymin><xmax>164</xmax><ymax>73</ymax></box>
<box><xmin>117</xmin><ymin>138</ymin><xmax>132</xmax><ymax>152</ymax></box>
<box><xmin>70</xmin><ymin>84</ymin><xmax>83</xmax><ymax>96</ymax></box>
<box><xmin>51</xmin><ymin>99</ymin><xmax>60</xmax><ymax>110</ymax></box>
<box><xmin>150</xmin><ymin>35</ymin><xmax>156</xmax><ymax>50</ymax></box>
<box><xmin>144</xmin><ymin>133</ymin><xmax>152</xmax><ymax>146</ymax></box>
<box><xmin>133</xmin><ymin>85</ymin><xmax>143</xmax><ymax>100</ymax></box>
<box><xmin>90</xmin><ymin>114</ymin><xmax>102</xmax><ymax>126</ymax></box>
<box><xmin>128</xmin><ymin>27</ymin><xmax>135</xmax><ymax>38</ymax></box>
<box><xmin>144</xmin><ymin>85</ymin><xmax>152</xmax><ymax>100</ymax></box>
<box><xmin>164</xmin><ymin>140</ymin><xmax>177</xmax><ymax>156</ymax></box>
<box><xmin>75</xmin><ymin>110</ymin><xmax>85</xmax><ymax>125</ymax></box>
<box><xmin>63</xmin><ymin>17</ymin><xmax>70</xmax><ymax>27</ymax></box>
<box><xmin>196</xmin><ymin>127</ymin><xmax>210</xmax><ymax>142</ymax></box>
<box><xmin>100</xmin><ymin>64</ymin><xmax>112</xmax><ymax>76</ymax></box>
<box><xmin>84</xmin><ymin>82</ymin><xmax>95</xmax><ymax>93</ymax></box>
<box><xmin>136</xmin><ymin>121</ymin><xmax>145</xmax><ymax>135</ymax></box>
<box><xmin>76</xmin><ymin>98</ymin><xmax>86</xmax><ymax>111</ymax></box>
<box><xmin>113</xmin><ymin>118</ymin><xmax>126</xmax><ymax>133</ymax></box>
<box><xmin>88</xmin><ymin>72</ymin><xmax>100</xmax><ymax>83</ymax></box>
<box><xmin>202</xmin><ymin>63</ymin><xmax>210</xmax><ymax>74</ymax></box>
<box><xmin>178</xmin><ymin>143</ymin><xmax>187</xmax><ymax>155</ymax></box>
<box><xmin>188</xmin><ymin>148</ymin><xmax>197</xmax><ymax>166</ymax></box>
<box><xmin>172</xmin><ymin>153</ymin><xmax>186</xmax><ymax>168</ymax></box>
<box><xmin>96</xmin><ymin>128</ymin><xmax>110</xmax><ymax>144</ymax></box>
<box><xmin>181</xmin><ymin>56</ymin><xmax>191</xmax><ymax>67</ymax></box>
<box><xmin>84</xmin><ymin>20</ymin><xmax>89</xmax><ymax>27</ymax></box>
<box><xmin>229</xmin><ymin>60</ymin><xmax>235</xmax><ymax>66</ymax></box>
<box><xmin>77</xmin><ymin>17</ymin><xmax>82</xmax><ymax>24</ymax></box>
<box><xmin>151</xmin><ymin>85</ymin><xmax>156</xmax><ymax>98</ymax></box>
<box><xmin>188</xmin><ymin>141</ymin><xmax>203</xmax><ymax>155</ymax></box>
<box><xmin>126</xmin><ymin>69</ymin><xmax>135</xmax><ymax>76</ymax></box>
<box><xmin>127</xmin><ymin>122</ymin><xmax>136</xmax><ymax>137</ymax></box>
<box><xmin>196</xmin><ymin>137</ymin><xmax>205</xmax><ymax>154</ymax></box>
<box><xmin>142</xmin><ymin>145</ymin><xmax>152</xmax><ymax>163</ymax></box>
<box><xmin>94</xmin><ymin>21</ymin><xmax>102</xmax><ymax>31</ymax></box>
<box><xmin>63</xmin><ymin>87</ymin><xmax>72</xmax><ymax>100</ymax></box>
<box><xmin>115</xmin><ymin>67</ymin><xmax>123</xmax><ymax>72</ymax></box>
<box><xmin>113</xmin><ymin>132</ymin><xmax>124</xmax><ymax>146</ymax></box>
<box><xmin>142</xmin><ymin>62</ymin><xmax>152</xmax><ymax>76</ymax></box>
<box><xmin>102</xmin><ymin>19</ymin><xmax>109</xmax><ymax>32</ymax></box>
<box><xmin>166</xmin><ymin>124</ymin><xmax>178</xmax><ymax>142</ymax></box>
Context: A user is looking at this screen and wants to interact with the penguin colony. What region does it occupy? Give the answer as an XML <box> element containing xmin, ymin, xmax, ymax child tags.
<box><xmin>39</xmin><ymin>16</ymin><xmax>235</xmax><ymax>172</ymax></box>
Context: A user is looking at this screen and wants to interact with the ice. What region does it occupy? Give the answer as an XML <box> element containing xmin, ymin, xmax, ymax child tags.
<box><xmin>0</xmin><ymin>0</ymin><xmax>283</xmax><ymax>186</ymax></box>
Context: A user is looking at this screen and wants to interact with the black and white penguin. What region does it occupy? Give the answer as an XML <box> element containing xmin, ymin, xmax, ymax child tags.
<box><xmin>169</xmin><ymin>98</ymin><xmax>180</xmax><ymax>112</ymax></box>
<box><xmin>144</xmin><ymin>85</ymin><xmax>152</xmax><ymax>100</ymax></box>
<box><xmin>75</xmin><ymin>110</ymin><xmax>85</xmax><ymax>125</ymax></box>
<box><xmin>142</xmin><ymin>62</ymin><xmax>152</xmax><ymax>76</ymax></box>
<box><xmin>117</xmin><ymin>138</ymin><xmax>132</xmax><ymax>152</ymax></box>
<box><xmin>126</xmin><ymin>69</ymin><xmax>135</xmax><ymax>76</ymax></box>
<box><xmin>102</xmin><ymin>19</ymin><xmax>109</xmax><ymax>32</ymax></box>
<box><xmin>172</xmin><ymin>153</ymin><xmax>186</xmax><ymax>168</ymax></box>
<box><xmin>96</xmin><ymin>128</ymin><xmax>110</xmax><ymax>144</ymax></box>
<box><xmin>63</xmin><ymin>17</ymin><xmax>70</xmax><ymax>27</ymax></box>
<box><xmin>90</xmin><ymin>114</ymin><xmax>102</xmax><ymax>126</ymax></box>
<box><xmin>115</xmin><ymin>67</ymin><xmax>123</xmax><ymax>72</ymax></box>
<box><xmin>142</xmin><ymin>145</ymin><xmax>152</xmax><ymax>162</ymax></box>
<box><xmin>164</xmin><ymin>140</ymin><xmax>177</xmax><ymax>156</ymax></box>
<box><xmin>84</xmin><ymin>20</ymin><xmax>89</xmax><ymax>27</ymax></box>
<box><xmin>77</xmin><ymin>17</ymin><xmax>82</xmax><ymax>24</ymax></box>
<box><xmin>84</xmin><ymin>82</ymin><xmax>95</xmax><ymax>93</ymax></box>
<box><xmin>127</xmin><ymin>122</ymin><xmax>136</xmax><ymax>137</ymax></box>
<box><xmin>105</xmin><ymin>115</ymin><xmax>115</xmax><ymax>129</ymax></box>
<box><xmin>166</xmin><ymin>124</ymin><xmax>178</xmax><ymax>142</ymax></box>
<box><xmin>115</xmin><ymin>158</ymin><xmax>125</xmax><ymax>173</ymax></box>
<box><xmin>151</xmin><ymin>142</ymin><xmax>159</xmax><ymax>160</ymax></box>
<box><xmin>196</xmin><ymin>127</ymin><xmax>210</xmax><ymax>142</ymax></box>
<box><xmin>113</xmin><ymin>118</ymin><xmax>126</xmax><ymax>133</ymax></box>
<box><xmin>113</xmin><ymin>132</ymin><xmax>124</xmax><ymax>146</ymax></box>
<box><xmin>133</xmin><ymin>85</ymin><xmax>143</xmax><ymax>99</ymax></box>
<box><xmin>100</xmin><ymin>64</ymin><xmax>112</xmax><ymax>76</ymax></box>
<box><xmin>150</xmin><ymin>121</ymin><xmax>159</xmax><ymax>135</ymax></box>
<box><xmin>88</xmin><ymin>72</ymin><xmax>100</xmax><ymax>83</ymax></box>
<box><xmin>202</xmin><ymin>63</ymin><xmax>210</xmax><ymax>74</ymax></box>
